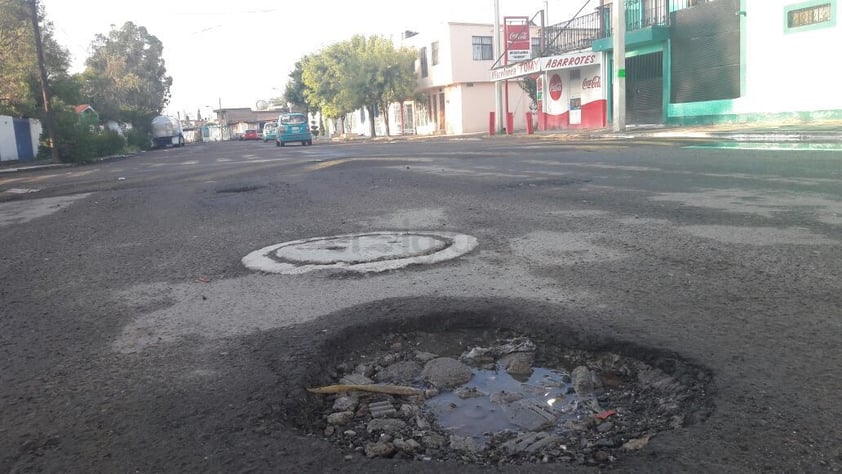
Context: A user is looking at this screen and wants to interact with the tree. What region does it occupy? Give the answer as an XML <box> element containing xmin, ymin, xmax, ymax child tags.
<box><xmin>518</xmin><ymin>76</ymin><xmax>538</xmax><ymax>111</ymax></box>
<box><xmin>0</xmin><ymin>0</ymin><xmax>71</xmax><ymax>118</ymax></box>
<box><xmin>298</xmin><ymin>35</ymin><xmax>419</xmax><ymax>138</ymax></box>
<box><xmin>81</xmin><ymin>21</ymin><xmax>172</xmax><ymax>130</ymax></box>
<box><xmin>282</xmin><ymin>57</ymin><xmax>311</xmax><ymax>114</ymax></box>
<box><xmin>301</xmin><ymin>42</ymin><xmax>356</xmax><ymax>135</ymax></box>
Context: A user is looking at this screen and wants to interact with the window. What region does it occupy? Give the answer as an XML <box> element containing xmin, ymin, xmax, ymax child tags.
<box><xmin>785</xmin><ymin>0</ymin><xmax>835</xmax><ymax>32</ymax></box>
<box><xmin>431</xmin><ymin>41</ymin><xmax>439</xmax><ymax>66</ymax></box>
<box><xmin>531</xmin><ymin>37</ymin><xmax>541</xmax><ymax>58</ymax></box>
<box><xmin>569</xmin><ymin>69</ymin><xmax>581</xmax><ymax>80</ymax></box>
<box><xmin>419</xmin><ymin>47</ymin><xmax>428</xmax><ymax>78</ymax></box>
<box><xmin>472</xmin><ymin>36</ymin><xmax>493</xmax><ymax>61</ymax></box>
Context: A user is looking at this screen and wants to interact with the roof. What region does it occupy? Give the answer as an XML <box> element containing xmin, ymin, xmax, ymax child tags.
<box><xmin>74</xmin><ymin>104</ymin><xmax>96</xmax><ymax>114</ymax></box>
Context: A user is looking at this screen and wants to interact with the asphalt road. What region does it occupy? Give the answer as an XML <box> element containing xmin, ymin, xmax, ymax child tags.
<box><xmin>1</xmin><ymin>136</ymin><xmax>841</xmax><ymax>472</ymax></box>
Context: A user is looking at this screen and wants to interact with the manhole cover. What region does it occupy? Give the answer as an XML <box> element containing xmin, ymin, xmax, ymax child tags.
<box><xmin>296</xmin><ymin>329</ymin><xmax>712</xmax><ymax>466</ymax></box>
<box><xmin>242</xmin><ymin>231</ymin><xmax>478</xmax><ymax>274</ymax></box>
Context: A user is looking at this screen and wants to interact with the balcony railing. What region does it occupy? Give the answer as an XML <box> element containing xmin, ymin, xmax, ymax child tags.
<box><xmin>541</xmin><ymin>1</ymin><xmax>717</xmax><ymax>55</ymax></box>
<box><xmin>542</xmin><ymin>11</ymin><xmax>602</xmax><ymax>56</ymax></box>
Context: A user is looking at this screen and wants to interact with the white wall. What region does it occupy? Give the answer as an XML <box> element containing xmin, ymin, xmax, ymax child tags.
<box><xmin>29</xmin><ymin>119</ymin><xmax>42</xmax><ymax>156</ymax></box>
<box><xmin>0</xmin><ymin>115</ymin><xmax>18</xmax><ymax>161</ymax></box>
<box><xmin>404</xmin><ymin>23</ymin><xmax>500</xmax><ymax>89</ymax></box>
<box><xmin>741</xmin><ymin>0</ymin><xmax>842</xmax><ymax>113</ymax></box>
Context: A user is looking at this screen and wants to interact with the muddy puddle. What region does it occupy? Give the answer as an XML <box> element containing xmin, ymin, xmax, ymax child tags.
<box><xmin>293</xmin><ymin>328</ymin><xmax>714</xmax><ymax>466</ymax></box>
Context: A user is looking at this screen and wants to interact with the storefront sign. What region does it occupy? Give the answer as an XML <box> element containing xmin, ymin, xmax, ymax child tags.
<box><xmin>504</xmin><ymin>17</ymin><xmax>531</xmax><ymax>62</ymax></box>
<box><xmin>582</xmin><ymin>75</ymin><xmax>601</xmax><ymax>89</ymax></box>
<box><xmin>549</xmin><ymin>74</ymin><xmax>563</xmax><ymax>101</ymax></box>
<box><xmin>490</xmin><ymin>58</ymin><xmax>541</xmax><ymax>81</ymax></box>
<box><xmin>542</xmin><ymin>52</ymin><xmax>599</xmax><ymax>70</ymax></box>
<box><xmin>490</xmin><ymin>51</ymin><xmax>601</xmax><ymax>82</ymax></box>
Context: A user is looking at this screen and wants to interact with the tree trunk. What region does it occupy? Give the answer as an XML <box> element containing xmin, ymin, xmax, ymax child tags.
<box><xmin>28</xmin><ymin>0</ymin><xmax>59</xmax><ymax>161</ymax></box>
<box><xmin>381</xmin><ymin>104</ymin><xmax>391</xmax><ymax>137</ymax></box>
<box><xmin>367</xmin><ymin>104</ymin><xmax>377</xmax><ymax>138</ymax></box>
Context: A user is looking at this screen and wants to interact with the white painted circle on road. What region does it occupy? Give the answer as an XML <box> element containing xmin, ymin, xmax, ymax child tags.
<box><xmin>242</xmin><ymin>231</ymin><xmax>478</xmax><ymax>274</ymax></box>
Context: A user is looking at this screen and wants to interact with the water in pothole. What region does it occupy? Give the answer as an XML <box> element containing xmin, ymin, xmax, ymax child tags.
<box><xmin>425</xmin><ymin>365</ymin><xmax>585</xmax><ymax>440</ymax></box>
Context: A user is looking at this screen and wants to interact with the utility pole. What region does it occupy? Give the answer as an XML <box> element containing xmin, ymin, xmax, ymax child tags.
<box><xmin>218</xmin><ymin>97</ymin><xmax>224</xmax><ymax>140</ymax></box>
<box><xmin>612</xmin><ymin>0</ymin><xmax>626</xmax><ymax>132</ymax></box>
<box><xmin>493</xmin><ymin>0</ymin><xmax>504</xmax><ymax>134</ymax></box>
<box><xmin>28</xmin><ymin>0</ymin><xmax>59</xmax><ymax>160</ymax></box>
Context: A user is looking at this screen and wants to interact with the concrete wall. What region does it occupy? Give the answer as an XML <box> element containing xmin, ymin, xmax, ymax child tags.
<box><xmin>669</xmin><ymin>1</ymin><xmax>842</xmax><ymax>121</ymax></box>
<box><xmin>742</xmin><ymin>0</ymin><xmax>842</xmax><ymax>114</ymax></box>
<box><xmin>29</xmin><ymin>119</ymin><xmax>42</xmax><ymax>156</ymax></box>
<box><xmin>0</xmin><ymin>116</ymin><xmax>17</xmax><ymax>161</ymax></box>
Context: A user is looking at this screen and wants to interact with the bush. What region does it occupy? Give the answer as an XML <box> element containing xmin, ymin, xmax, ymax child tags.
<box><xmin>125</xmin><ymin>128</ymin><xmax>151</xmax><ymax>151</ymax></box>
<box><xmin>91</xmin><ymin>130</ymin><xmax>126</xmax><ymax>157</ymax></box>
<box><xmin>54</xmin><ymin>128</ymin><xmax>126</xmax><ymax>163</ymax></box>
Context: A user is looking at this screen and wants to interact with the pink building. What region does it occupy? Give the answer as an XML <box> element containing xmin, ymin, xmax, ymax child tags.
<box><xmin>400</xmin><ymin>22</ymin><xmax>540</xmax><ymax>135</ymax></box>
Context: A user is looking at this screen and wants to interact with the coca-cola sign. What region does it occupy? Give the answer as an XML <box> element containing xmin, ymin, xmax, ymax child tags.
<box><xmin>549</xmin><ymin>74</ymin><xmax>563</xmax><ymax>101</ymax></box>
<box><xmin>504</xmin><ymin>18</ymin><xmax>530</xmax><ymax>62</ymax></box>
<box><xmin>582</xmin><ymin>75</ymin><xmax>601</xmax><ymax>89</ymax></box>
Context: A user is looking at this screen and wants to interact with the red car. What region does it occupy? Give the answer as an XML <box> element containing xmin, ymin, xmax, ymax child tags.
<box><xmin>240</xmin><ymin>129</ymin><xmax>260</xmax><ymax>141</ymax></box>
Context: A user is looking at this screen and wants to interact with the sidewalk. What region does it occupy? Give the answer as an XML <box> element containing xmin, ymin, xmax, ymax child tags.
<box><xmin>535</xmin><ymin>118</ymin><xmax>842</xmax><ymax>142</ymax></box>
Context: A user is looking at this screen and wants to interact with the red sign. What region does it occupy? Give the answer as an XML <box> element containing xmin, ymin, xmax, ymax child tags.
<box><xmin>505</xmin><ymin>24</ymin><xmax>530</xmax><ymax>50</ymax></box>
<box><xmin>549</xmin><ymin>74</ymin><xmax>562</xmax><ymax>101</ymax></box>
<box><xmin>504</xmin><ymin>17</ymin><xmax>531</xmax><ymax>62</ymax></box>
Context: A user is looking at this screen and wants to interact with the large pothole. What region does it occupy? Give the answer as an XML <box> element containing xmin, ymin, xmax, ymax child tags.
<box><xmin>298</xmin><ymin>328</ymin><xmax>713</xmax><ymax>466</ymax></box>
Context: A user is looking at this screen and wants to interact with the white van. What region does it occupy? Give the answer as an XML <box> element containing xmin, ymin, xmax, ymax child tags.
<box><xmin>262</xmin><ymin>122</ymin><xmax>277</xmax><ymax>143</ymax></box>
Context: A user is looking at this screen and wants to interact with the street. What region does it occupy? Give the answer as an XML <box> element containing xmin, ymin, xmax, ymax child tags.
<box><xmin>1</xmin><ymin>136</ymin><xmax>841</xmax><ymax>472</ymax></box>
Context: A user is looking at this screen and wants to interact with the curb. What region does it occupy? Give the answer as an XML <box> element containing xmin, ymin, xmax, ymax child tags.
<box><xmin>0</xmin><ymin>163</ymin><xmax>70</xmax><ymax>174</ymax></box>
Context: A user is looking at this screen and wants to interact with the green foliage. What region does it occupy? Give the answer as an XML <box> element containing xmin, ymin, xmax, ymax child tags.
<box><xmin>519</xmin><ymin>77</ymin><xmax>538</xmax><ymax>109</ymax></box>
<box><xmin>124</xmin><ymin>127</ymin><xmax>151</xmax><ymax>151</ymax></box>
<box><xmin>283</xmin><ymin>57</ymin><xmax>314</xmax><ymax>114</ymax></box>
<box><xmin>296</xmin><ymin>35</ymin><xmax>418</xmax><ymax>137</ymax></box>
<box><xmin>0</xmin><ymin>0</ymin><xmax>71</xmax><ymax>118</ymax></box>
<box><xmin>81</xmin><ymin>21</ymin><xmax>172</xmax><ymax>124</ymax></box>
<box><xmin>48</xmin><ymin>105</ymin><xmax>125</xmax><ymax>162</ymax></box>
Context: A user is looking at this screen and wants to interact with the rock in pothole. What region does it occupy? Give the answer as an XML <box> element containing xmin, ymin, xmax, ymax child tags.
<box><xmin>421</xmin><ymin>357</ymin><xmax>473</xmax><ymax>388</ymax></box>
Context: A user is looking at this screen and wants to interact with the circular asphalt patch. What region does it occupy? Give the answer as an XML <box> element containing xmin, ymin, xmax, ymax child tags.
<box><xmin>242</xmin><ymin>231</ymin><xmax>478</xmax><ymax>274</ymax></box>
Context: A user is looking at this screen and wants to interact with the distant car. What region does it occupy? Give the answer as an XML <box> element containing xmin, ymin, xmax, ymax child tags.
<box><xmin>241</xmin><ymin>129</ymin><xmax>260</xmax><ymax>141</ymax></box>
<box><xmin>275</xmin><ymin>113</ymin><xmax>312</xmax><ymax>147</ymax></box>
<box><xmin>263</xmin><ymin>122</ymin><xmax>278</xmax><ymax>142</ymax></box>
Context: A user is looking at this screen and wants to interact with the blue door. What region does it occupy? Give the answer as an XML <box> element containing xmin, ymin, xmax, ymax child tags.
<box><xmin>13</xmin><ymin>119</ymin><xmax>34</xmax><ymax>160</ymax></box>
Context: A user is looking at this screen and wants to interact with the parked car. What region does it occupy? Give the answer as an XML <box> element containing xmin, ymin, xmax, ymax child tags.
<box><xmin>241</xmin><ymin>129</ymin><xmax>260</xmax><ymax>141</ymax></box>
<box><xmin>263</xmin><ymin>122</ymin><xmax>278</xmax><ymax>142</ymax></box>
<box><xmin>275</xmin><ymin>113</ymin><xmax>312</xmax><ymax>147</ymax></box>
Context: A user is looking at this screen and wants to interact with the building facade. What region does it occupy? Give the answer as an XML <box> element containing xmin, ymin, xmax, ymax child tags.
<box><xmin>668</xmin><ymin>0</ymin><xmax>841</xmax><ymax>124</ymax></box>
<box><xmin>491</xmin><ymin>0</ymin><xmax>841</xmax><ymax>132</ymax></box>
<box><xmin>595</xmin><ymin>0</ymin><xmax>842</xmax><ymax>126</ymax></box>
<box><xmin>401</xmin><ymin>22</ymin><xmax>540</xmax><ymax>135</ymax></box>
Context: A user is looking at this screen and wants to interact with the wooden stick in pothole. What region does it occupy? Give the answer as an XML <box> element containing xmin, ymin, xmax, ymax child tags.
<box><xmin>307</xmin><ymin>384</ymin><xmax>423</xmax><ymax>396</ymax></box>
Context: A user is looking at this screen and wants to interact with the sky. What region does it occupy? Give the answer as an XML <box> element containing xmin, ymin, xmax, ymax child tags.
<box><xmin>42</xmin><ymin>0</ymin><xmax>598</xmax><ymax>119</ymax></box>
